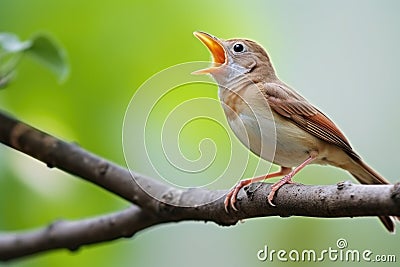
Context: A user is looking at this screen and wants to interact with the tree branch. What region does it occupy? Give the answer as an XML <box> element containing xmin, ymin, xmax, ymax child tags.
<box><xmin>1</xmin><ymin>110</ymin><xmax>400</xmax><ymax>261</ymax></box>
<box><xmin>0</xmin><ymin>206</ymin><xmax>161</xmax><ymax>261</ymax></box>
<box><xmin>1</xmin><ymin>183</ymin><xmax>399</xmax><ymax>261</ymax></box>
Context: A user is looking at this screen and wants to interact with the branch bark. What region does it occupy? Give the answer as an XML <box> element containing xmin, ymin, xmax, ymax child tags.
<box><xmin>0</xmin><ymin>206</ymin><xmax>161</xmax><ymax>261</ymax></box>
<box><xmin>1</xmin><ymin>110</ymin><xmax>400</xmax><ymax>261</ymax></box>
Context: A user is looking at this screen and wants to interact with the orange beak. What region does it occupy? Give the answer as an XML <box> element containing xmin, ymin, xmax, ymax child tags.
<box><xmin>193</xmin><ymin>31</ymin><xmax>226</xmax><ymax>74</ymax></box>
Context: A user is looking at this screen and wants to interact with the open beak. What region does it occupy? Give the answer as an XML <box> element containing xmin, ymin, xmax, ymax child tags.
<box><xmin>193</xmin><ymin>31</ymin><xmax>226</xmax><ymax>74</ymax></box>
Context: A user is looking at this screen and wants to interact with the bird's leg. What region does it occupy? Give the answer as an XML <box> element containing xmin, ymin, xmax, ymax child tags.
<box><xmin>267</xmin><ymin>154</ymin><xmax>317</xmax><ymax>206</ymax></box>
<box><xmin>224</xmin><ymin>166</ymin><xmax>292</xmax><ymax>212</ymax></box>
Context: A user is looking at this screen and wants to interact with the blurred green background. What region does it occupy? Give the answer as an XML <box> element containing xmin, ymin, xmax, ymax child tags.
<box><xmin>1</xmin><ymin>0</ymin><xmax>399</xmax><ymax>266</ymax></box>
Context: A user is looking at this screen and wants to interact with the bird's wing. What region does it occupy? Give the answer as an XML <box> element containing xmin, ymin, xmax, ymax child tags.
<box><xmin>263</xmin><ymin>82</ymin><xmax>360</xmax><ymax>159</ymax></box>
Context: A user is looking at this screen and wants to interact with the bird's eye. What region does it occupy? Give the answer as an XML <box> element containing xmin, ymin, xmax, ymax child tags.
<box><xmin>233</xmin><ymin>43</ymin><xmax>245</xmax><ymax>53</ymax></box>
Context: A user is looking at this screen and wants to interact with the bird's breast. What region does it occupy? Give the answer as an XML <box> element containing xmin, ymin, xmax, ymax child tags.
<box><xmin>219</xmin><ymin>83</ymin><xmax>276</xmax><ymax>163</ymax></box>
<box><xmin>218</xmin><ymin>84</ymin><xmax>322</xmax><ymax>167</ymax></box>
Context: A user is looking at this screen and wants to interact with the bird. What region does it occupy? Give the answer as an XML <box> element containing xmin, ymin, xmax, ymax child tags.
<box><xmin>193</xmin><ymin>31</ymin><xmax>398</xmax><ymax>232</ymax></box>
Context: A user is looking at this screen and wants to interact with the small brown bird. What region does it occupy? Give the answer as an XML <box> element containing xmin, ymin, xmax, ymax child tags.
<box><xmin>193</xmin><ymin>31</ymin><xmax>398</xmax><ymax>232</ymax></box>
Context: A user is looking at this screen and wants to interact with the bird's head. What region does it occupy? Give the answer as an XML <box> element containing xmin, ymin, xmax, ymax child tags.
<box><xmin>193</xmin><ymin>31</ymin><xmax>276</xmax><ymax>84</ymax></box>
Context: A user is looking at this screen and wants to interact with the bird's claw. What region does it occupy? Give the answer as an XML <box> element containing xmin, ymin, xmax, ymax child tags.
<box><xmin>267</xmin><ymin>174</ymin><xmax>294</xmax><ymax>206</ymax></box>
<box><xmin>224</xmin><ymin>179</ymin><xmax>253</xmax><ymax>212</ymax></box>
<box><xmin>224</xmin><ymin>196</ymin><xmax>238</xmax><ymax>213</ymax></box>
<box><xmin>224</xmin><ymin>187</ymin><xmax>239</xmax><ymax>213</ymax></box>
<box><xmin>267</xmin><ymin>191</ymin><xmax>276</xmax><ymax>207</ymax></box>
<box><xmin>224</xmin><ymin>176</ymin><xmax>293</xmax><ymax>210</ymax></box>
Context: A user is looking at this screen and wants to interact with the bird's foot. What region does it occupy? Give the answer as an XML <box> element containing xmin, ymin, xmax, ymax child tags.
<box><xmin>224</xmin><ymin>179</ymin><xmax>253</xmax><ymax>212</ymax></box>
<box><xmin>267</xmin><ymin>174</ymin><xmax>294</xmax><ymax>206</ymax></box>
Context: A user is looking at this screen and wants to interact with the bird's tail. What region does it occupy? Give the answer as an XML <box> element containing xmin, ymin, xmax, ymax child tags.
<box><xmin>345</xmin><ymin>158</ymin><xmax>398</xmax><ymax>233</ymax></box>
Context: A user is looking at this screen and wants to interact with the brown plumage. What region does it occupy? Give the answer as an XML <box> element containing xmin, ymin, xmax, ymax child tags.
<box><xmin>194</xmin><ymin>31</ymin><xmax>398</xmax><ymax>232</ymax></box>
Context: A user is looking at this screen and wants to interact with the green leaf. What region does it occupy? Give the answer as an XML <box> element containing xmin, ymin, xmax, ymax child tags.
<box><xmin>27</xmin><ymin>34</ymin><xmax>69</xmax><ymax>82</ymax></box>
<box><xmin>0</xmin><ymin>33</ymin><xmax>32</xmax><ymax>53</ymax></box>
